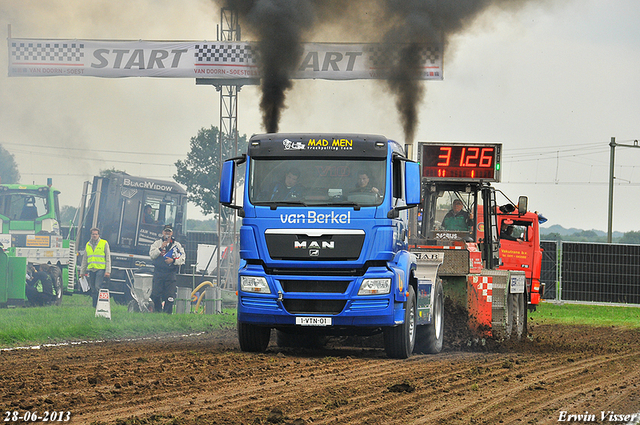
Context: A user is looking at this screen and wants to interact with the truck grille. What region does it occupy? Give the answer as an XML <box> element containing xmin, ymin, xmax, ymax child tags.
<box><xmin>282</xmin><ymin>299</ymin><xmax>346</xmax><ymax>315</ymax></box>
<box><xmin>265</xmin><ymin>232</ymin><xmax>364</xmax><ymax>261</ymax></box>
<box><xmin>280</xmin><ymin>280</ymin><xmax>350</xmax><ymax>293</ymax></box>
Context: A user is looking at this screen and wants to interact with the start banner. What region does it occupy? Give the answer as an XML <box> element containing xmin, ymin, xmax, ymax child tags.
<box><xmin>8</xmin><ymin>39</ymin><xmax>442</xmax><ymax>81</ymax></box>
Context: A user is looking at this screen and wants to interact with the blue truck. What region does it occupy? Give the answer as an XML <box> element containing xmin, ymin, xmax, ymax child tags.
<box><xmin>220</xmin><ymin>133</ymin><xmax>444</xmax><ymax>358</ymax></box>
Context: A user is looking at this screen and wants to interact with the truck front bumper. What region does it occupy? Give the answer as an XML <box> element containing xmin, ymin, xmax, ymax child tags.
<box><xmin>237</xmin><ymin>265</ymin><xmax>406</xmax><ymax>328</ymax></box>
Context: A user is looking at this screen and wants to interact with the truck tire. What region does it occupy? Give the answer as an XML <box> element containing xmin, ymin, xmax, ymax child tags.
<box><xmin>383</xmin><ymin>286</ymin><xmax>416</xmax><ymax>359</ymax></box>
<box><xmin>506</xmin><ymin>291</ymin><xmax>526</xmax><ymax>340</ymax></box>
<box><xmin>238</xmin><ymin>321</ymin><xmax>271</xmax><ymax>352</ymax></box>
<box><xmin>415</xmin><ymin>279</ymin><xmax>444</xmax><ymax>354</ymax></box>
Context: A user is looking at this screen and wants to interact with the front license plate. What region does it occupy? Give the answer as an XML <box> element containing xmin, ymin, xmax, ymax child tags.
<box><xmin>296</xmin><ymin>317</ymin><xmax>332</xmax><ymax>326</ymax></box>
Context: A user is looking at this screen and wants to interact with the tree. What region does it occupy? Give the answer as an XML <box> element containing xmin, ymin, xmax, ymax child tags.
<box><xmin>540</xmin><ymin>232</ymin><xmax>563</xmax><ymax>242</ymax></box>
<box><xmin>0</xmin><ymin>144</ymin><xmax>20</xmax><ymax>184</ymax></box>
<box><xmin>60</xmin><ymin>205</ymin><xmax>78</xmax><ymax>226</ymax></box>
<box><xmin>186</xmin><ymin>218</ymin><xmax>218</xmax><ymax>231</ymax></box>
<box><xmin>174</xmin><ymin>126</ymin><xmax>248</xmax><ymax>216</ymax></box>
<box><xmin>619</xmin><ymin>231</ymin><xmax>640</xmax><ymax>245</ymax></box>
<box><xmin>99</xmin><ymin>167</ymin><xmax>127</xmax><ymax>177</ymax></box>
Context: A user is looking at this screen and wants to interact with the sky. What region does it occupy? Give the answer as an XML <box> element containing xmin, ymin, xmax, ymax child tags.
<box><xmin>1</xmin><ymin>0</ymin><xmax>639</xmax><ymax>233</ymax></box>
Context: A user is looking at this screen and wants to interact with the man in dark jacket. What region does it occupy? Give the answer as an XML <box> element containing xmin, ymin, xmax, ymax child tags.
<box><xmin>25</xmin><ymin>264</ymin><xmax>56</xmax><ymax>306</ymax></box>
<box><xmin>149</xmin><ymin>224</ymin><xmax>186</xmax><ymax>313</ymax></box>
<box><xmin>351</xmin><ymin>170</ymin><xmax>380</xmax><ymax>194</ymax></box>
<box><xmin>269</xmin><ymin>167</ymin><xmax>304</xmax><ymax>201</ymax></box>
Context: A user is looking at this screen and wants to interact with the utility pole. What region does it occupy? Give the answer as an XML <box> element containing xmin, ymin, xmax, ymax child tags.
<box><xmin>607</xmin><ymin>137</ymin><xmax>615</xmax><ymax>243</ymax></box>
<box><xmin>607</xmin><ymin>137</ymin><xmax>640</xmax><ymax>243</ymax></box>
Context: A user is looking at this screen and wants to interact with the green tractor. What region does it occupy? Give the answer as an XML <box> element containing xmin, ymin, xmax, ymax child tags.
<box><xmin>0</xmin><ymin>180</ymin><xmax>75</xmax><ymax>307</ymax></box>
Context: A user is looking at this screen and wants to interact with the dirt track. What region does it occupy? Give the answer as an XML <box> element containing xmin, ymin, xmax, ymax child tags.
<box><xmin>1</xmin><ymin>319</ymin><xmax>640</xmax><ymax>425</ymax></box>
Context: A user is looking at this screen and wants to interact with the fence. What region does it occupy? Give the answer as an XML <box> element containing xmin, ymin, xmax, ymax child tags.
<box><xmin>540</xmin><ymin>240</ymin><xmax>640</xmax><ymax>305</ymax></box>
<box><xmin>183</xmin><ymin>231</ymin><xmax>218</xmax><ymax>272</ymax></box>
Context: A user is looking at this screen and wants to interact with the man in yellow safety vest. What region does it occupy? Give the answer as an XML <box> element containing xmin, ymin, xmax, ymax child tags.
<box><xmin>80</xmin><ymin>227</ymin><xmax>112</xmax><ymax>307</ymax></box>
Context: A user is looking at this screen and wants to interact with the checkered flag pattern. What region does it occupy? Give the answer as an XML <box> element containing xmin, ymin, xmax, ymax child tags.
<box><xmin>194</xmin><ymin>43</ymin><xmax>257</xmax><ymax>65</ymax></box>
<box><xmin>11</xmin><ymin>42</ymin><xmax>84</xmax><ymax>63</ymax></box>
<box><xmin>474</xmin><ymin>276</ymin><xmax>493</xmax><ymax>303</ymax></box>
<box><xmin>364</xmin><ymin>45</ymin><xmax>440</xmax><ymax>68</ymax></box>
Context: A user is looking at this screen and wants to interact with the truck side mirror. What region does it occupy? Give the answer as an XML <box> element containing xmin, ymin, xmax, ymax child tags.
<box><xmin>220</xmin><ymin>155</ymin><xmax>246</xmax><ymax>215</ymax></box>
<box><xmin>405</xmin><ymin>161</ymin><xmax>420</xmax><ymax>206</ymax></box>
<box><xmin>220</xmin><ymin>160</ymin><xmax>235</xmax><ymax>205</ymax></box>
<box><xmin>518</xmin><ymin>196</ymin><xmax>528</xmax><ymax>215</ymax></box>
<box><xmin>387</xmin><ymin>160</ymin><xmax>420</xmax><ymax>219</ymax></box>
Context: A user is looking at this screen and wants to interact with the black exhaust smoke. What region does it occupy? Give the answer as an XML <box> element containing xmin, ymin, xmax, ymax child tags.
<box><xmin>216</xmin><ymin>0</ymin><xmax>537</xmax><ymax>139</ymax></box>
<box><xmin>220</xmin><ymin>0</ymin><xmax>317</xmax><ymax>133</ymax></box>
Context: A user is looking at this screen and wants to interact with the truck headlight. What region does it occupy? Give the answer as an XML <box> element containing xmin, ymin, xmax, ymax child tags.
<box><xmin>240</xmin><ymin>276</ymin><xmax>271</xmax><ymax>294</ymax></box>
<box><xmin>358</xmin><ymin>278</ymin><xmax>391</xmax><ymax>295</ymax></box>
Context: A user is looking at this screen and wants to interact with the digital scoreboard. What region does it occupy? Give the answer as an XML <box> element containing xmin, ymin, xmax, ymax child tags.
<box><xmin>418</xmin><ymin>142</ymin><xmax>501</xmax><ymax>182</ymax></box>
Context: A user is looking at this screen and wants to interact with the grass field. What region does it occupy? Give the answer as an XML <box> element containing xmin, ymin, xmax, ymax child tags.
<box><xmin>535</xmin><ymin>300</ymin><xmax>640</xmax><ymax>328</ymax></box>
<box><xmin>0</xmin><ymin>295</ymin><xmax>638</xmax><ymax>349</ymax></box>
<box><xmin>0</xmin><ymin>293</ymin><xmax>236</xmax><ymax>349</ymax></box>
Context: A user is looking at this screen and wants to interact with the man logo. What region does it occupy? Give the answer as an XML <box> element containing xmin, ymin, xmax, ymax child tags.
<box><xmin>294</xmin><ymin>240</ymin><xmax>335</xmax><ymax>249</ymax></box>
<box><xmin>309</xmin><ymin>249</ymin><xmax>320</xmax><ymax>257</ymax></box>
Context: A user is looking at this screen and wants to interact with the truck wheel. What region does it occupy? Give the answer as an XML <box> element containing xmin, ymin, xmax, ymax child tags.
<box><xmin>522</xmin><ymin>294</ymin><xmax>529</xmax><ymax>338</ymax></box>
<box><xmin>383</xmin><ymin>286</ymin><xmax>416</xmax><ymax>359</ymax></box>
<box><xmin>238</xmin><ymin>321</ymin><xmax>271</xmax><ymax>352</ymax></box>
<box><xmin>516</xmin><ymin>292</ymin><xmax>528</xmax><ymax>339</ymax></box>
<box><xmin>506</xmin><ymin>291</ymin><xmax>526</xmax><ymax>340</ymax></box>
<box><xmin>415</xmin><ymin>279</ymin><xmax>444</xmax><ymax>354</ymax></box>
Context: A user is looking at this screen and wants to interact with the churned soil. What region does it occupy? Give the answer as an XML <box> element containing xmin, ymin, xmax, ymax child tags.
<box><xmin>1</xmin><ymin>316</ymin><xmax>640</xmax><ymax>424</ymax></box>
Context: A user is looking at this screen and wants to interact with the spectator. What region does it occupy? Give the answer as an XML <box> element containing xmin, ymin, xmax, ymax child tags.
<box><xmin>80</xmin><ymin>227</ymin><xmax>112</xmax><ymax>307</ymax></box>
<box><xmin>149</xmin><ymin>224</ymin><xmax>185</xmax><ymax>313</ymax></box>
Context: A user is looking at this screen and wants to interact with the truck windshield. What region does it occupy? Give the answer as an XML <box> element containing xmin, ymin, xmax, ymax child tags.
<box><xmin>249</xmin><ymin>158</ymin><xmax>386</xmax><ymax>207</ymax></box>
<box><xmin>419</xmin><ymin>190</ymin><xmax>477</xmax><ymax>240</ymax></box>
<box><xmin>143</xmin><ymin>195</ymin><xmax>181</xmax><ymax>228</ymax></box>
<box><xmin>0</xmin><ymin>190</ymin><xmax>50</xmax><ymax>220</ymax></box>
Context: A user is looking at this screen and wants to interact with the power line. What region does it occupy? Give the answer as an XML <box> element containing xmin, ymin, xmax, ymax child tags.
<box><xmin>8</xmin><ymin>147</ymin><xmax>177</xmax><ymax>167</ymax></box>
<box><xmin>6</xmin><ymin>140</ymin><xmax>639</xmax><ymax>185</ymax></box>
<box><xmin>3</xmin><ymin>141</ymin><xmax>182</xmax><ymax>157</ymax></box>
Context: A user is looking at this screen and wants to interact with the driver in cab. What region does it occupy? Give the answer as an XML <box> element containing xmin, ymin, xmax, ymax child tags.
<box><xmin>442</xmin><ymin>199</ymin><xmax>474</xmax><ymax>231</ymax></box>
<box><xmin>269</xmin><ymin>167</ymin><xmax>304</xmax><ymax>201</ymax></box>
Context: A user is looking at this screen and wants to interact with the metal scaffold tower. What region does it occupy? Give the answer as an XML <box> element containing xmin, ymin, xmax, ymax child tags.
<box><xmin>196</xmin><ymin>7</ymin><xmax>244</xmax><ymax>289</ymax></box>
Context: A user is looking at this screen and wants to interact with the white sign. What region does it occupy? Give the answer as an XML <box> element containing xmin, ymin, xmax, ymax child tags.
<box><xmin>510</xmin><ymin>274</ymin><xmax>526</xmax><ymax>294</ymax></box>
<box><xmin>95</xmin><ymin>288</ymin><xmax>112</xmax><ymax>319</ymax></box>
<box><xmin>8</xmin><ymin>39</ymin><xmax>443</xmax><ymax>81</ymax></box>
